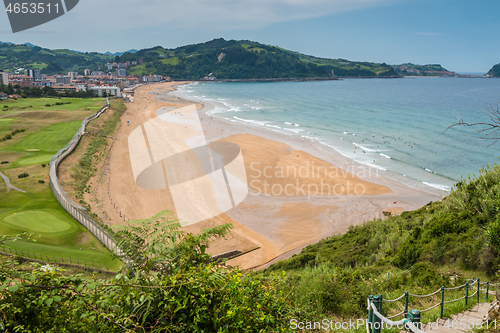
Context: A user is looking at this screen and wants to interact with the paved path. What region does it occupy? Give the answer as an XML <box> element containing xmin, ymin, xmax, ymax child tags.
<box><xmin>401</xmin><ymin>302</ymin><xmax>491</xmax><ymax>333</ymax></box>
<box><xmin>0</xmin><ymin>171</ymin><xmax>25</xmax><ymax>193</ymax></box>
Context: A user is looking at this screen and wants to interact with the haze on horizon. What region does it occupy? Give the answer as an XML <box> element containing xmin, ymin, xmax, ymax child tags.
<box><xmin>0</xmin><ymin>0</ymin><xmax>498</xmax><ymax>73</ymax></box>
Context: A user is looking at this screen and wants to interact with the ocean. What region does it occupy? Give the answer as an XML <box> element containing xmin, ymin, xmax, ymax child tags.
<box><xmin>174</xmin><ymin>78</ymin><xmax>500</xmax><ymax>194</ymax></box>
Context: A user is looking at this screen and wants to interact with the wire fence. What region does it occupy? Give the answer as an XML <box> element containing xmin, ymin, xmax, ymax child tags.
<box><xmin>48</xmin><ymin>98</ymin><xmax>130</xmax><ymax>266</ymax></box>
<box><xmin>0</xmin><ymin>247</ymin><xmax>116</xmax><ymax>276</ymax></box>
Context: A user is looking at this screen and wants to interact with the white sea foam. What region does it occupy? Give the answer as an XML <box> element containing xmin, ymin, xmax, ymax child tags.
<box><xmin>380</xmin><ymin>153</ymin><xmax>391</xmax><ymax>159</ymax></box>
<box><xmin>353</xmin><ymin>143</ymin><xmax>377</xmax><ymax>152</ymax></box>
<box><xmin>423</xmin><ymin>182</ymin><xmax>450</xmax><ymax>192</ymax></box>
<box><xmin>284</xmin><ymin>128</ymin><xmax>304</xmax><ymax>133</ymax></box>
<box><xmin>366</xmin><ymin>163</ymin><xmax>387</xmax><ymax>171</ymax></box>
<box><xmin>233</xmin><ymin>116</ymin><xmax>269</xmax><ymax>126</ymax></box>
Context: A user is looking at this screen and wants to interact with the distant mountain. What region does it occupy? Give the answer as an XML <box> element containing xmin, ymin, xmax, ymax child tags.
<box><xmin>104</xmin><ymin>49</ymin><xmax>139</xmax><ymax>56</ymax></box>
<box><xmin>487</xmin><ymin>63</ymin><xmax>500</xmax><ymax>77</ymax></box>
<box><xmin>392</xmin><ymin>63</ymin><xmax>450</xmax><ymax>76</ymax></box>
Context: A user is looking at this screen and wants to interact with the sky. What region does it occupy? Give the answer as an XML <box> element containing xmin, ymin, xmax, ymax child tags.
<box><xmin>0</xmin><ymin>0</ymin><xmax>498</xmax><ymax>72</ymax></box>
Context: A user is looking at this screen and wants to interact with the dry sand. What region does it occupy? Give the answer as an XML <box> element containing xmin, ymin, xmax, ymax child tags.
<box><xmin>94</xmin><ymin>82</ymin><xmax>441</xmax><ymax>270</ymax></box>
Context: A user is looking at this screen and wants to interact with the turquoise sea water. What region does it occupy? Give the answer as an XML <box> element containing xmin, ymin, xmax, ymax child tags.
<box><xmin>176</xmin><ymin>78</ymin><xmax>500</xmax><ymax>193</ymax></box>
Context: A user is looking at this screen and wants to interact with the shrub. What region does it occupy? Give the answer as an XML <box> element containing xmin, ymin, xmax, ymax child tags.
<box><xmin>41</xmin><ymin>164</ymin><xmax>46</xmax><ymax>168</ymax></box>
<box><xmin>3</xmin><ymin>134</ymin><xmax>12</xmax><ymax>140</ymax></box>
<box><xmin>0</xmin><ymin>161</ymin><xmax>8</xmax><ymax>164</ymax></box>
<box><xmin>38</xmin><ymin>180</ymin><xmax>45</xmax><ymax>184</ymax></box>
<box><xmin>17</xmin><ymin>173</ymin><xmax>29</xmax><ymax>179</ymax></box>
<box><xmin>45</xmin><ymin>104</ymin><xmax>51</xmax><ymax>107</ymax></box>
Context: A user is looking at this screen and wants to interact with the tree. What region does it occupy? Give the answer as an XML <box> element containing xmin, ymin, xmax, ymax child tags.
<box><xmin>0</xmin><ymin>211</ymin><xmax>291</xmax><ymax>332</ymax></box>
<box><xmin>447</xmin><ymin>101</ymin><xmax>500</xmax><ymax>146</ymax></box>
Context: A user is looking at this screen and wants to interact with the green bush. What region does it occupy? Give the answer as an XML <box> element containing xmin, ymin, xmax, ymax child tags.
<box><xmin>38</xmin><ymin>180</ymin><xmax>45</xmax><ymax>184</ymax></box>
<box><xmin>0</xmin><ymin>214</ymin><xmax>291</xmax><ymax>332</ymax></box>
<box><xmin>17</xmin><ymin>173</ymin><xmax>29</xmax><ymax>178</ymax></box>
<box><xmin>0</xmin><ymin>161</ymin><xmax>8</xmax><ymax>164</ymax></box>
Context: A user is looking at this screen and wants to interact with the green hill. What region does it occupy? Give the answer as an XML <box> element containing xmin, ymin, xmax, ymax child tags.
<box><xmin>487</xmin><ymin>63</ymin><xmax>500</xmax><ymax>77</ymax></box>
<box><xmin>0</xmin><ymin>42</ymin><xmax>113</xmax><ymax>74</ymax></box>
<box><xmin>392</xmin><ymin>63</ymin><xmax>450</xmax><ymax>76</ymax></box>
<box><xmin>117</xmin><ymin>38</ymin><xmax>400</xmax><ymax>79</ymax></box>
<box><xmin>3</xmin><ymin>39</ymin><xmax>458</xmax><ymax>80</ymax></box>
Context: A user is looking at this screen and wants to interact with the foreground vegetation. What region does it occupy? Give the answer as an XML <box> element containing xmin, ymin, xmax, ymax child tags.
<box><xmin>0</xmin><ymin>214</ymin><xmax>290</xmax><ymax>332</ymax></box>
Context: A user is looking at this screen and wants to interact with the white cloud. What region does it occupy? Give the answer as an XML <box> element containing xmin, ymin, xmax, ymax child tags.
<box><xmin>66</xmin><ymin>0</ymin><xmax>398</xmax><ymax>31</ymax></box>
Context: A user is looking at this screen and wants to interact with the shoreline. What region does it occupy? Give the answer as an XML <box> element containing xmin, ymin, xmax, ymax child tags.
<box><xmin>161</xmin><ymin>83</ymin><xmax>442</xmax><ymax>268</ymax></box>
<box><xmin>102</xmin><ymin>82</ymin><xmax>442</xmax><ymax>270</ymax></box>
<box><xmin>171</xmin><ymin>82</ymin><xmax>450</xmax><ymax>197</ymax></box>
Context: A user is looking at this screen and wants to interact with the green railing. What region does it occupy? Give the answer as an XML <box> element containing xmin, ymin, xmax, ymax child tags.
<box><xmin>367</xmin><ymin>277</ymin><xmax>500</xmax><ymax>333</ymax></box>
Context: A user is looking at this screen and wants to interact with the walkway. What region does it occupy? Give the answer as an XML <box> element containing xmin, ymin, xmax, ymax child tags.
<box><xmin>0</xmin><ymin>171</ymin><xmax>25</xmax><ymax>193</ymax></box>
<box><xmin>404</xmin><ymin>302</ymin><xmax>492</xmax><ymax>333</ymax></box>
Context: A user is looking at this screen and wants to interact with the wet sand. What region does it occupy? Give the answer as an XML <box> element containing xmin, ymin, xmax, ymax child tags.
<box><xmin>96</xmin><ymin>82</ymin><xmax>441</xmax><ymax>270</ymax></box>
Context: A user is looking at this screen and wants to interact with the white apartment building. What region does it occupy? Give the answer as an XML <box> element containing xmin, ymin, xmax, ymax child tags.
<box><xmin>91</xmin><ymin>86</ymin><xmax>121</xmax><ymax>98</ymax></box>
<box><xmin>0</xmin><ymin>72</ymin><xmax>8</xmax><ymax>85</ymax></box>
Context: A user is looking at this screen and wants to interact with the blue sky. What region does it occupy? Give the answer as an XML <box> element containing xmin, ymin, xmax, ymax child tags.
<box><xmin>0</xmin><ymin>0</ymin><xmax>498</xmax><ymax>72</ymax></box>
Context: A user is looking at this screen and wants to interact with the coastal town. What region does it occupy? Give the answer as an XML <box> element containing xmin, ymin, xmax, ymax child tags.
<box><xmin>0</xmin><ymin>60</ymin><xmax>168</xmax><ymax>100</ymax></box>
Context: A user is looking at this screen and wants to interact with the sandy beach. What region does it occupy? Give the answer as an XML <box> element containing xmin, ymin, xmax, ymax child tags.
<box><xmin>93</xmin><ymin>82</ymin><xmax>441</xmax><ymax>270</ymax></box>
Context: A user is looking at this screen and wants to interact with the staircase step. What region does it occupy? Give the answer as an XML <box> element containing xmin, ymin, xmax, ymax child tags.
<box><xmin>399</xmin><ymin>302</ymin><xmax>491</xmax><ymax>333</ymax></box>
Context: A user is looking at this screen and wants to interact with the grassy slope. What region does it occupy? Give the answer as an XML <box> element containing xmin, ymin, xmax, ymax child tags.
<box><xmin>262</xmin><ymin>161</ymin><xmax>500</xmax><ymax>328</ymax></box>
<box><xmin>0</xmin><ymin>97</ymin><xmax>123</xmax><ymax>270</ymax></box>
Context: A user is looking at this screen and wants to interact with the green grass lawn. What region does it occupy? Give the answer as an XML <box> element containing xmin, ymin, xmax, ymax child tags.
<box><xmin>14</xmin><ymin>120</ymin><xmax>82</xmax><ymax>153</ymax></box>
<box><xmin>160</xmin><ymin>57</ymin><xmax>179</xmax><ymax>65</ymax></box>
<box><xmin>0</xmin><ymin>119</ymin><xmax>16</xmax><ymax>137</ymax></box>
<box><xmin>3</xmin><ymin>209</ymin><xmax>79</xmax><ymax>236</ymax></box>
<box><xmin>1</xmin><ymin>97</ymin><xmax>105</xmax><ymax>112</ymax></box>
<box><xmin>1</xmin><ymin>240</ymin><xmax>122</xmax><ymax>270</ymax></box>
<box><xmin>16</xmin><ymin>154</ymin><xmax>53</xmax><ymax>166</ymax></box>
<box><xmin>0</xmin><ymin>97</ymin><xmax>123</xmax><ymax>271</ymax></box>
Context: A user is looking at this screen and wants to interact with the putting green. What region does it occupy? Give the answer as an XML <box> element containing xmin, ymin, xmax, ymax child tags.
<box><xmin>17</xmin><ymin>154</ymin><xmax>53</xmax><ymax>165</ymax></box>
<box><xmin>3</xmin><ymin>209</ymin><xmax>78</xmax><ymax>236</ymax></box>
